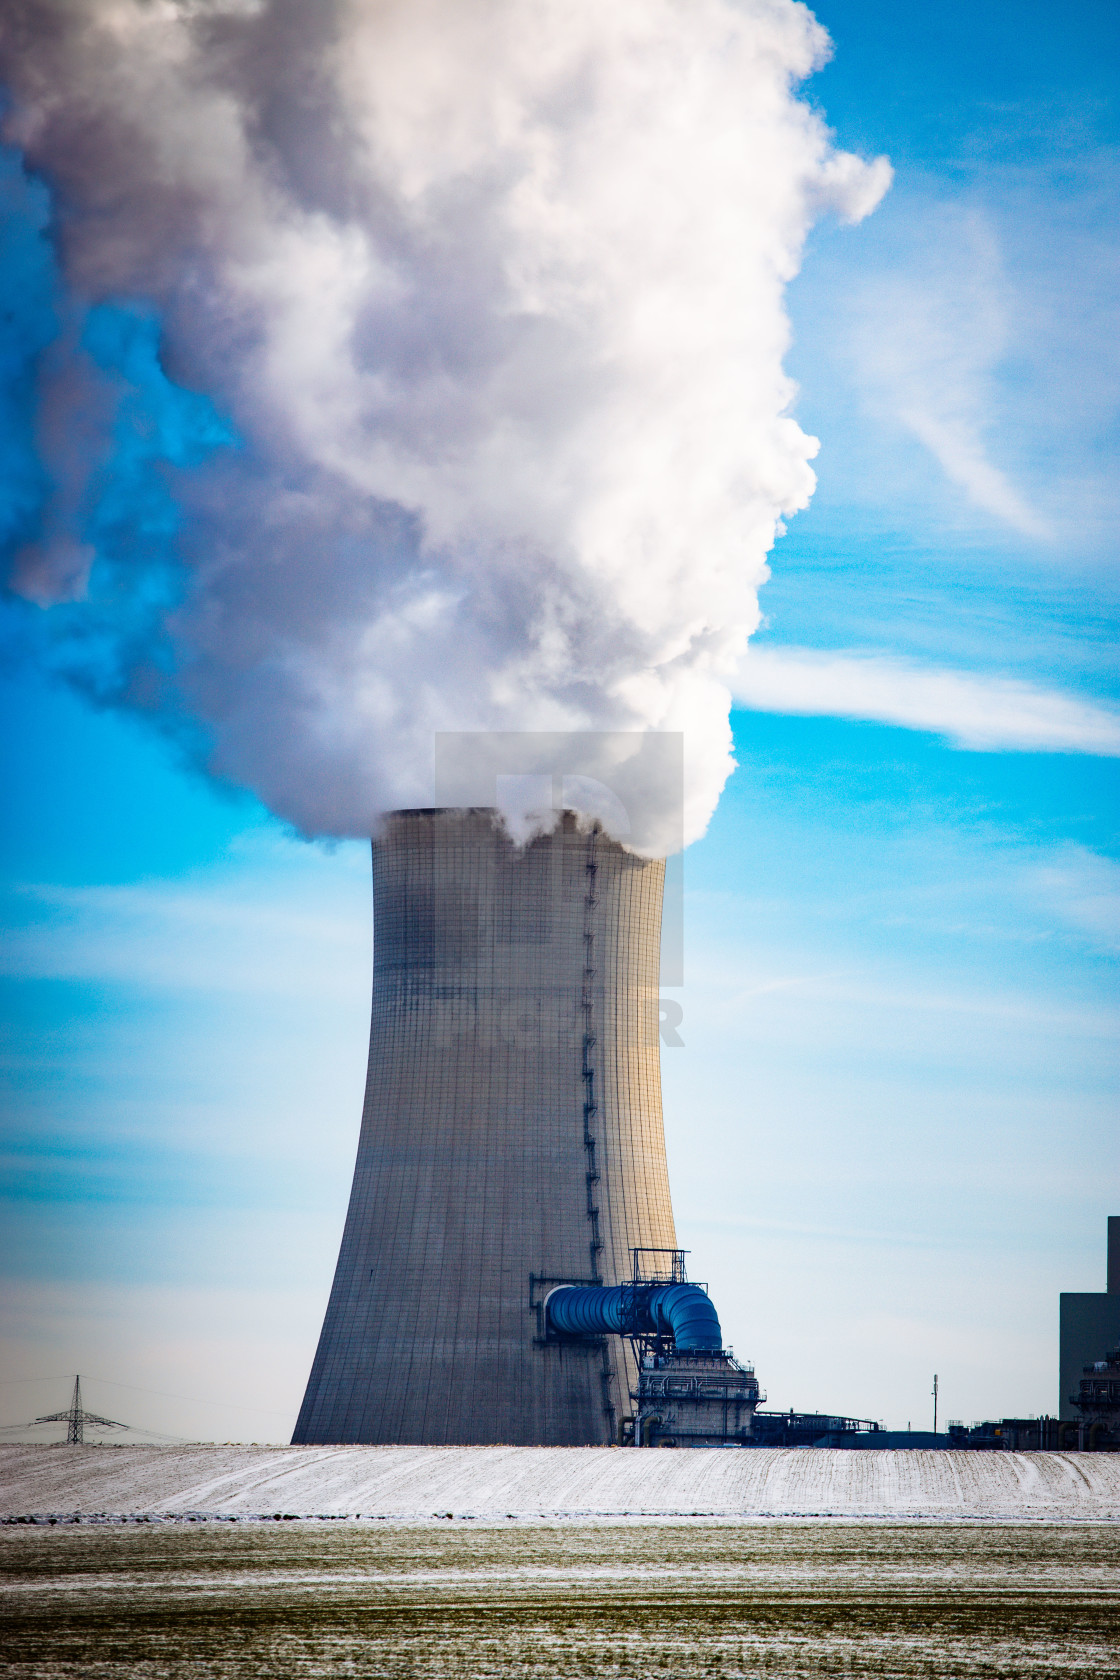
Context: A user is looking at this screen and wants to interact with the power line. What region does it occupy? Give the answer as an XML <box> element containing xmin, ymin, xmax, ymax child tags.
<box><xmin>1</xmin><ymin>1418</ymin><xmax>188</xmax><ymax>1443</ymax></box>
<box><xmin>79</xmin><ymin>1376</ymin><xmax>293</xmax><ymax>1418</ymax></box>
<box><xmin>0</xmin><ymin>1376</ymin><xmax>73</xmax><ymax>1385</ymax></box>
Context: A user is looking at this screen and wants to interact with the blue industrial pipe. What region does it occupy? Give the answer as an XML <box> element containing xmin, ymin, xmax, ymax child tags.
<box><xmin>545</xmin><ymin>1283</ymin><xmax>723</xmax><ymax>1351</ymax></box>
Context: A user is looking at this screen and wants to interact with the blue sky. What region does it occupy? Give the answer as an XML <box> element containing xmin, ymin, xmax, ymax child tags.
<box><xmin>2</xmin><ymin>0</ymin><xmax>1118</xmax><ymax>1441</ymax></box>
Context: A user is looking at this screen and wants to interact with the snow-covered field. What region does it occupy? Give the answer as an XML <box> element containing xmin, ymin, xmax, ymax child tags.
<box><xmin>3</xmin><ymin>1444</ymin><xmax>1118</xmax><ymax>1521</ymax></box>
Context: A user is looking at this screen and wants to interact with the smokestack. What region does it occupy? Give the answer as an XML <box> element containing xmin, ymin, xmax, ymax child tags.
<box><xmin>293</xmin><ymin>807</ymin><xmax>675</xmax><ymax>1445</ymax></box>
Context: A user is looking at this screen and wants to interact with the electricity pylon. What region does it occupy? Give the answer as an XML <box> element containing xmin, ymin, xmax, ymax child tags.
<box><xmin>32</xmin><ymin>1376</ymin><xmax>128</xmax><ymax>1445</ymax></box>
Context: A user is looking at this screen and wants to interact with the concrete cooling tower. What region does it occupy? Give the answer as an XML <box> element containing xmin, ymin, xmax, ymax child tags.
<box><xmin>293</xmin><ymin>806</ymin><xmax>677</xmax><ymax>1446</ymax></box>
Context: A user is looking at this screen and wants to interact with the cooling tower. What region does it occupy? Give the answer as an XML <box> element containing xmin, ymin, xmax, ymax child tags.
<box><xmin>293</xmin><ymin>806</ymin><xmax>677</xmax><ymax>1446</ymax></box>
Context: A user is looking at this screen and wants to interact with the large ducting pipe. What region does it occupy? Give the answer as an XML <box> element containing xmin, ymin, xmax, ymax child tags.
<box><xmin>293</xmin><ymin>807</ymin><xmax>677</xmax><ymax>1446</ymax></box>
<box><xmin>545</xmin><ymin>1284</ymin><xmax>723</xmax><ymax>1352</ymax></box>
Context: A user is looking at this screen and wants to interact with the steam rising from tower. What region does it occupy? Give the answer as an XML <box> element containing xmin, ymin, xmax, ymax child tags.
<box><xmin>0</xmin><ymin>0</ymin><xmax>888</xmax><ymax>848</ymax></box>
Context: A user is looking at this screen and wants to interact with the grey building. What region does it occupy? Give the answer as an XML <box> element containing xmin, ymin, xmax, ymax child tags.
<box><xmin>293</xmin><ymin>807</ymin><xmax>677</xmax><ymax>1445</ymax></box>
<box><xmin>1059</xmin><ymin>1217</ymin><xmax>1120</xmax><ymax>1422</ymax></box>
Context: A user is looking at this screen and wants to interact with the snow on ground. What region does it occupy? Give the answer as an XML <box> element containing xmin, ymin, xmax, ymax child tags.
<box><xmin>2</xmin><ymin>1445</ymin><xmax>1118</xmax><ymax>1520</ymax></box>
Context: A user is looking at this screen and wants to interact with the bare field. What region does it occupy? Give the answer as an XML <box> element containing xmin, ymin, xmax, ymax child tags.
<box><xmin>2</xmin><ymin>1520</ymin><xmax>1119</xmax><ymax>1678</ymax></box>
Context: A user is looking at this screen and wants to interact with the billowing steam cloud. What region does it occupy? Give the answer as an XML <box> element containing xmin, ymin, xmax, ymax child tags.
<box><xmin>0</xmin><ymin>0</ymin><xmax>888</xmax><ymax>849</ymax></box>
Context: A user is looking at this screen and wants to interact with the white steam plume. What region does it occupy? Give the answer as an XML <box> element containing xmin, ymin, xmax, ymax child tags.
<box><xmin>0</xmin><ymin>0</ymin><xmax>888</xmax><ymax>850</ymax></box>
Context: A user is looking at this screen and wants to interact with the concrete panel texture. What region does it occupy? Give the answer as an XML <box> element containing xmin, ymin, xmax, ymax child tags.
<box><xmin>293</xmin><ymin>808</ymin><xmax>677</xmax><ymax>1447</ymax></box>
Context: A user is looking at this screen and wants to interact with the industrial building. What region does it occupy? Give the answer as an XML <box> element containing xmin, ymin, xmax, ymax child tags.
<box><xmin>946</xmin><ymin>1417</ymin><xmax>1067</xmax><ymax>1452</ymax></box>
<box><xmin>294</xmin><ymin>807</ymin><xmax>683</xmax><ymax>1446</ymax></box>
<box><xmin>1068</xmin><ymin>1343</ymin><xmax>1120</xmax><ymax>1452</ymax></box>
<box><xmin>1059</xmin><ymin>1217</ymin><xmax>1120</xmax><ymax>1424</ymax></box>
<box><xmin>940</xmin><ymin>1217</ymin><xmax>1120</xmax><ymax>1453</ymax></box>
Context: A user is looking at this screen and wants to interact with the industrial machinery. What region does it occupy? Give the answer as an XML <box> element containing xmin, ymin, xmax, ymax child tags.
<box><xmin>946</xmin><ymin>1417</ymin><xmax>1069</xmax><ymax>1451</ymax></box>
<box><xmin>543</xmin><ymin>1250</ymin><xmax>762</xmax><ymax>1446</ymax></box>
<box><xmin>749</xmin><ymin>1411</ymin><xmax>885</xmax><ymax>1448</ymax></box>
<box><xmin>1069</xmin><ymin>1345</ymin><xmax>1120</xmax><ymax>1451</ymax></box>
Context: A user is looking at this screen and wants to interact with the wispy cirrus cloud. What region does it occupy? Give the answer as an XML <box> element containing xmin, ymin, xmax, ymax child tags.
<box><xmin>898</xmin><ymin>408</ymin><xmax>1053</xmax><ymax>540</ymax></box>
<box><xmin>845</xmin><ymin>200</ymin><xmax>1055</xmax><ymax>540</ymax></box>
<box><xmin>1028</xmin><ymin>845</ymin><xmax>1120</xmax><ymax>954</ymax></box>
<box><xmin>730</xmin><ymin>645</ymin><xmax>1120</xmax><ymax>755</ymax></box>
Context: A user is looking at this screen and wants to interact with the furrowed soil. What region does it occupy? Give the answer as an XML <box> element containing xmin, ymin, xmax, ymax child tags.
<box><xmin>2</xmin><ymin>1520</ymin><xmax>1118</xmax><ymax>1678</ymax></box>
